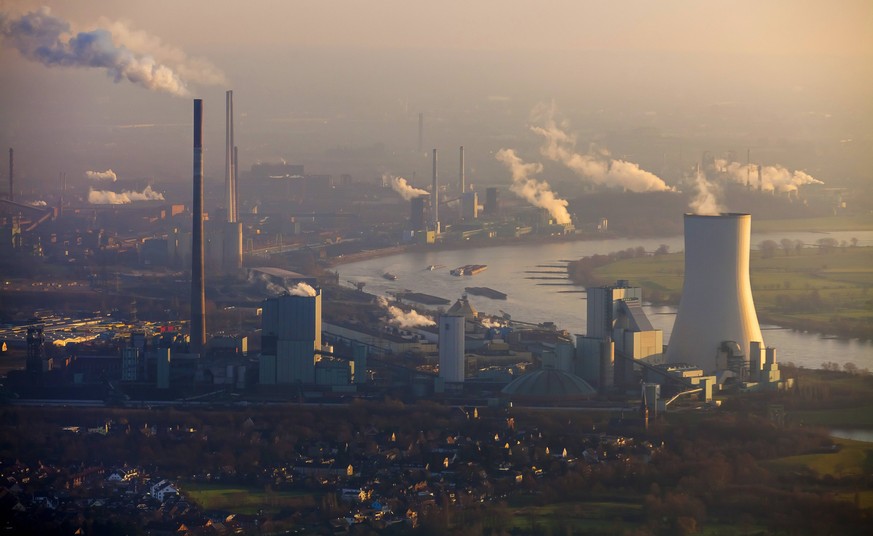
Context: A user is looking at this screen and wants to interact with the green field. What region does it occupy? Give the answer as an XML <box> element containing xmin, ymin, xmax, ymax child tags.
<box><xmin>504</xmin><ymin>500</ymin><xmax>643</xmax><ymax>534</ymax></box>
<box><xmin>182</xmin><ymin>482</ymin><xmax>317</xmax><ymax>515</ymax></box>
<box><xmin>591</xmin><ymin>246</ymin><xmax>873</xmax><ymax>338</ymax></box>
<box><xmin>751</xmin><ymin>215</ymin><xmax>873</xmax><ymax>233</ymax></box>
<box><xmin>765</xmin><ymin>438</ymin><xmax>873</xmax><ymax>478</ymax></box>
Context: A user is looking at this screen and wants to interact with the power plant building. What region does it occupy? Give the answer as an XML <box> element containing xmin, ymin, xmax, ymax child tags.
<box><xmin>666</xmin><ymin>214</ymin><xmax>764</xmax><ymax>374</ymax></box>
<box><xmin>260</xmin><ymin>289</ymin><xmax>322</xmax><ymax>385</ymax></box>
<box><xmin>439</xmin><ymin>314</ymin><xmax>465</xmax><ymax>383</ymax></box>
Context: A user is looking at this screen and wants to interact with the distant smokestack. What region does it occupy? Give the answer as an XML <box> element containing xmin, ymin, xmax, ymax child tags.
<box><xmin>8</xmin><ymin>148</ymin><xmax>12</xmax><ymax>202</ymax></box>
<box><xmin>225</xmin><ymin>90</ymin><xmax>236</xmax><ymax>223</ymax></box>
<box><xmin>432</xmin><ymin>148</ymin><xmax>439</xmax><ymax>229</ymax></box>
<box><xmin>233</xmin><ymin>145</ymin><xmax>239</xmax><ymax>211</ymax></box>
<box><xmin>418</xmin><ymin>113</ymin><xmax>423</xmax><ymax>154</ymax></box>
<box><xmin>459</xmin><ymin>145</ymin><xmax>465</xmax><ymax>193</ymax></box>
<box><xmin>191</xmin><ymin>99</ymin><xmax>206</xmax><ymax>354</ymax></box>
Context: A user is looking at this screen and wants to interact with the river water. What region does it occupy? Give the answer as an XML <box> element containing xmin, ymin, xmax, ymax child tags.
<box><xmin>337</xmin><ymin>230</ymin><xmax>873</xmax><ymax>371</ymax></box>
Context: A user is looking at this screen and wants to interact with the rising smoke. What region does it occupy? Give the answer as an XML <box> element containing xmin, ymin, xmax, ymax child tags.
<box><xmin>288</xmin><ymin>282</ymin><xmax>317</xmax><ymax>297</ymax></box>
<box><xmin>688</xmin><ymin>168</ymin><xmax>725</xmax><ymax>216</ymax></box>
<box><xmin>377</xmin><ymin>296</ymin><xmax>436</xmax><ymax>328</ymax></box>
<box><xmin>495</xmin><ymin>148</ymin><xmax>571</xmax><ymax>225</ymax></box>
<box><xmin>530</xmin><ymin>103</ymin><xmax>670</xmax><ymax>192</ymax></box>
<box><xmin>714</xmin><ymin>159</ymin><xmax>824</xmax><ymax>193</ymax></box>
<box><xmin>0</xmin><ymin>7</ymin><xmax>225</xmax><ymax>96</ymax></box>
<box><xmin>88</xmin><ymin>185</ymin><xmax>164</xmax><ymax>204</ymax></box>
<box><xmin>386</xmin><ymin>174</ymin><xmax>429</xmax><ymax>200</ymax></box>
<box><xmin>85</xmin><ymin>169</ymin><xmax>117</xmax><ymax>182</ymax></box>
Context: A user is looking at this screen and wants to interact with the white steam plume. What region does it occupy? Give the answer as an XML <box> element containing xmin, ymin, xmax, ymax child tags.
<box><xmin>714</xmin><ymin>159</ymin><xmax>824</xmax><ymax>193</ymax></box>
<box><xmin>88</xmin><ymin>185</ymin><xmax>164</xmax><ymax>204</ymax></box>
<box><xmin>85</xmin><ymin>169</ymin><xmax>117</xmax><ymax>182</ymax></box>
<box><xmin>0</xmin><ymin>7</ymin><xmax>225</xmax><ymax>96</ymax></box>
<box><xmin>288</xmin><ymin>282</ymin><xmax>317</xmax><ymax>297</ymax></box>
<box><xmin>530</xmin><ymin>103</ymin><xmax>670</xmax><ymax>192</ymax></box>
<box><xmin>688</xmin><ymin>168</ymin><xmax>725</xmax><ymax>215</ymax></box>
<box><xmin>495</xmin><ymin>148</ymin><xmax>571</xmax><ymax>225</ymax></box>
<box><xmin>386</xmin><ymin>174</ymin><xmax>429</xmax><ymax>201</ymax></box>
<box><xmin>377</xmin><ymin>296</ymin><xmax>436</xmax><ymax>328</ymax></box>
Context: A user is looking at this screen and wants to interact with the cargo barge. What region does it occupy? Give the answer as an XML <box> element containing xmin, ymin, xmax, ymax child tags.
<box><xmin>465</xmin><ymin>287</ymin><xmax>507</xmax><ymax>300</ymax></box>
<box><xmin>450</xmin><ymin>264</ymin><xmax>487</xmax><ymax>276</ymax></box>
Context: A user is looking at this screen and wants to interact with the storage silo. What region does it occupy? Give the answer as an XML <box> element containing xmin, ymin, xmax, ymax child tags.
<box><xmin>666</xmin><ymin>213</ymin><xmax>764</xmax><ymax>373</ymax></box>
<box><xmin>439</xmin><ymin>314</ymin><xmax>465</xmax><ymax>383</ymax></box>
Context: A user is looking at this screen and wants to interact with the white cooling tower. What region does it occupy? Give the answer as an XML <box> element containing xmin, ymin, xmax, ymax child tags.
<box><xmin>666</xmin><ymin>213</ymin><xmax>764</xmax><ymax>373</ymax></box>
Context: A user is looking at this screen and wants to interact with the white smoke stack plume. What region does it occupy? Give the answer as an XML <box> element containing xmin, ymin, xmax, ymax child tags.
<box><xmin>495</xmin><ymin>148</ymin><xmax>571</xmax><ymax>225</ymax></box>
<box><xmin>88</xmin><ymin>185</ymin><xmax>164</xmax><ymax>204</ymax></box>
<box><xmin>386</xmin><ymin>174</ymin><xmax>429</xmax><ymax>200</ymax></box>
<box><xmin>530</xmin><ymin>103</ymin><xmax>670</xmax><ymax>192</ymax></box>
<box><xmin>377</xmin><ymin>296</ymin><xmax>436</xmax><ymax>328</ymax></box>
<box><xmin>288</xmin><ymin>282</ymin><xmax>317</xmax><ymax>297</ymax></box>
<box><xmin>688</xmin><ymin>168</ymin><xmax>725</xmax><ymax>215</ymax></box>
<box><xmin>0</xmin><ymin>8</ymin><xmax>225</xmax><ymax>96</ymax></box>
<box><xmin>714</xmin><ymin>159</ymin><xmax>824</xmax><ymax>193</ymax></box>
<box><xmin>85</xmin><ymin>169</ymin><xmax>117</xmax><ymax>182</ymax></box>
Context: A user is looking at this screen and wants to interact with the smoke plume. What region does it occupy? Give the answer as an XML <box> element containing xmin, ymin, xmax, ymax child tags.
<box><xmin>713</xmin><ymin>159</ymin><xmax>824</xmax><ymax>193</ymax></box>
<box><xmin>377</xmin><ymin>296</ymin><xmax>436</xmax><ymax>328</ymax></box>
<box><xmin>85</xmin><ymin>169</ymin><xmax>117</xmax><ymax>182</ymax></box>
<box><xmin>386</xmin><ymin>174</ymin><xmax>429</xmax><ymax>200</ymax></box>
<box><xmin>288</xmin><ymin>282</ymin><xmax>317</xmax><ymax>297</ymax></box>
<box><xmin>530</xmin><ymin>104</ymin><xmax>670</xmax><ymax>192</ymax></box>
<box><xmin>688</xmin><ymin>169</ymin><xmax>725</xmax><ymax>215</ymax></box>
<box><xmin>495</xmin><ymin>148</ymin><xmax>571</xmax><ymax>224</ymax></box>
<box><xmin>88</xmin><ymin>185</ymin><xmax>164</xmax><ymax>204</ymax></box>
<box><xmin>0</xmin><ymin>7</ymin><xmax>225</xmax><ymax>96</ymax></box>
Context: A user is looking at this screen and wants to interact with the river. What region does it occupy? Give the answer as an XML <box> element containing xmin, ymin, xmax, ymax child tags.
<box><xmin>336</xmin><ymin>230</ymin><xmax>873</xmax><ymax>371</ymax></box>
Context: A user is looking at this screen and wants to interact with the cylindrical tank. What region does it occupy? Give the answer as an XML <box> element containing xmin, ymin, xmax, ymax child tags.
<box><xmin>439</xmin><ymin>314</ymin><xmax>465</xmax><ymax>382</ymax></box>
<box><xmin>666</xmin><ymin>213</ymin><xmax>764</xmax><ymax>372</ymax></box>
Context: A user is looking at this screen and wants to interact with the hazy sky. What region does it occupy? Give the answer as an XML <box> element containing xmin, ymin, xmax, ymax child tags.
<box><xmin>1</xmin><ymin>0</ymin><xmax>871</xmax><ymax>193</ymax></box>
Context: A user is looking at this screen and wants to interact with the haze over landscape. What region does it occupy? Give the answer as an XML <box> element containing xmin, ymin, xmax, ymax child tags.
<box><xmin>1</xmin><ymin>0</ymin><xmax>871</xmax><ymax>199</ymax></box>
<box><xmin>2</xmin><ymin>2</ymin><xmax>873</xmax><ymax>535</ymax></box>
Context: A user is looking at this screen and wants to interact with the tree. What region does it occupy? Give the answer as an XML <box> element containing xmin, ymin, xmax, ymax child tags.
<box><xmin>780</xmin><ymin>238</ymin><xmax>794</xmax><ymax>256</ymax></box>
<box><xmin>760</xmin><ymin>240</ymin><xmax>779</xmax><ymax>259</ymax></box>
<box><xmin>655</xmin><ymin>244</ymin><xmax>670</xmax><ymax>256</ymax></box>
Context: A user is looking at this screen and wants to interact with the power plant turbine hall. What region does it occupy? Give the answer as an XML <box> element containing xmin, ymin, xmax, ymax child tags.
<box><xmin>666</xmin><ymin>213</ymin><xmax>764</xmax><ymax>373</ymax></box>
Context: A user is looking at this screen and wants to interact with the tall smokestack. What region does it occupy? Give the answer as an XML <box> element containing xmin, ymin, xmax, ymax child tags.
<box><xmin>233</xmin><ymin>145</ymin><xmax>239</xmax><ymax>210</ymax></box>
<box><xmin>431</xmin><ymin>148</ymin><xmax>439</xmax><ymax>230</ymax></box>
<box><xmin>8</xmin><ymin>148</ymin><xmax>12</xmax><ymax>202</ymax></box>
<box><xmin>225</xmin><ymin>90</ymin><xmax>236</xmax><ymax>223</ymax></box>
<box><xmin>418</xmin><ymin>113</ymin><xmax>423</xmax><ymax>154</ymax></box>
<box><xmin>191</xmin><ymin>99</ymin><xmax>206</xmax><ymax>354</ymax></box>
<box><xmin>666</xmin><ymin>213</ymin><xmax>764</xmax><ymax>373</ymax></box>
<box><xmin>459</xmin><ymin>145</ymin><xmax>465</xmax><ymax>193</ymax></box>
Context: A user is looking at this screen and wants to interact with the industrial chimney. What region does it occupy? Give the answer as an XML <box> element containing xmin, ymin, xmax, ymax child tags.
<box><xmin>666</xmin><ymin>213</ymin><xmax>764</xmax><ymax>373</ymax></box>
<box><xmin>431</xmin><ymin>148</ymin><xmax>439</xmax><ymax>232</ymax></box>
<box><xmin>459</xmin><ymin>145</ymin><xmax>465</xmax><ymax>194</ymax></box>
<box><xmin>225</xmin><ymin>90</ymin><xmax>236</xmax><ymax>223</ymax></box>
<box><xmin>191</xmin><ymin>99</ymin><xmax>206</xmax><ymax>354</ymax></box>
<box><xmin>223</xmin><ymin>90</ymin><xmax>242</xmax><ymax>273</ymax></box>
<box><xmin>8</xmin><ymin>148</ymin><xmax>12</xmax><ymax>202</ymax></box>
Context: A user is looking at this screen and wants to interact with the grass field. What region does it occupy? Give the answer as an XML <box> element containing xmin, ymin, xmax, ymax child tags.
<box><xmin>765</xmin><ymin>438</ymin><xmax>873</xmax><ymax>478</ymax></box>
<box><xmin>591</xmin><ymin>246</ymin><xmax>873</xmax><ymax>338</ymax></box>
<box><xmin>505</xmin><ymin>500</ymin><xmax>643</xmax><ymax>534</ymax></box>
<box><xmin>182</xmin><ymin>482</ymin><xmax>318</xmax><ymax>515</ymax></box>
<box><xmin>750</xmin><ymin>215</ymin><xmax>873</xmax><ymax>233</ymax></box>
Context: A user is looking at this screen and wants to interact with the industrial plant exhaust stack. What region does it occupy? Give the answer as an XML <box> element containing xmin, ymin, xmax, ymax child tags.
<box><xmin>666</xmin><ymin>213</ymin><xmax>764</xmax><ymax>373</ymax></box>
<box><xmin>191</xmin><ymin>99</ymin><xmax>206</xmax><ymax>354</ymax></box>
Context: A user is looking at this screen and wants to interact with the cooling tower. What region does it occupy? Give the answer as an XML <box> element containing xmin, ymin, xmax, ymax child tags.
<box><xmin>666</xmin><ymin>213</ymin><xmax>763</xmax><ymax>373</ymax></box>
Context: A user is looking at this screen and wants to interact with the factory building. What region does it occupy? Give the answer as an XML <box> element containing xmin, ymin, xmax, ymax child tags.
<box><xmin>461</xmin><ymin>191</ymin><xmax>478</xmax><ymax>221</ymax></box>
<box><xmin>577</xmin><ymin>280</ymin><xmax>663</xmax><ymax>389</ymax></box>
<box><xmin>259</xmin><ymin>289</ymin><xmax>322</xmax><ymax>385</ymax></box>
